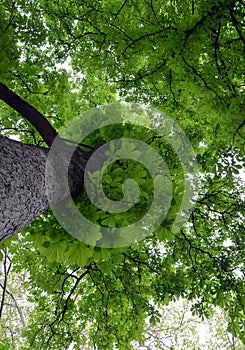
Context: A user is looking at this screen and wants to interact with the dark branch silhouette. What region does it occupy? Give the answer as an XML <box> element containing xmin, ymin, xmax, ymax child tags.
<box><xmin>0</xmin><ymin>82</ymin><xmax>61</xmax><ymax>147</ymax></box>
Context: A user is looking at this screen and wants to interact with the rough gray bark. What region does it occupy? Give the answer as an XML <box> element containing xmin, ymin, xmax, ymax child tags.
<box><xmin>0</xmin><ymin>136</ymin><xmax>50</xmax><ymax>242</ymax></box>
<box><xmin>0</xmin><ymin>82</ymin><xmax>92</xmax><ymax>242</ymax></box>
<box><xmin>0</xmin><ymin>136</ymin><xmax>88</xmax><ymax>242</ymax></box>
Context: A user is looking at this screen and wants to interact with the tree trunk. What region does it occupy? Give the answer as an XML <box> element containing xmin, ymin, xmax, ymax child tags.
<box><xmin>0</xmin><ymin>136</ymin><xmax>50</xmax><ymax>241</ymax></box>
<box><xmin>0</xmin><ymin>136</ymin><xmax>88</xmax><ymax>242</ymax></box>
<box><xmin>0</xmin><ymin>83</ymin><xmax>92</xmax><ymax>242</ymax></box>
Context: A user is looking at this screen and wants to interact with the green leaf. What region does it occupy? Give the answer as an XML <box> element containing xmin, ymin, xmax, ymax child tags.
<box><xmin>66</xmin><ymin>244</ymin><xmax>93</xmax><ymax>267</ymax></box>
<box><xmin>155</xmin><ymin>226</ymin><xmax>175</xmax><ymax>242</ymax></box>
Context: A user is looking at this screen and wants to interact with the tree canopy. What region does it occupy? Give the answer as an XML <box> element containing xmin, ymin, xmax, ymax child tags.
<box><xmin>0</xmin><ymin>0</ymin><xmax>244</xmax><ymax>349</ymax></box>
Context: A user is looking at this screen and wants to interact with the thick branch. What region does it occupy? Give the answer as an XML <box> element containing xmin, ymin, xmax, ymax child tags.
<box><xmin>0</xmin><ymin>82</ymin><xmax>61</xmax><ymax>147</ymax></box>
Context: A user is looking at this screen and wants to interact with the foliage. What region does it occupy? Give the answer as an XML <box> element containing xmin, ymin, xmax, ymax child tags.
<box><xmin>133</xmin><ymin>299</ymin><xmax>245</xmax><ymax>349</ymax></box>
<box><xmin>0</xmin><ymin>0</ymin><xmax>244</xmax><ymax>348</ymax></box>
<box><xmin>0</xmin><ymin>248</ymin><xmax>30</xmax><ymax>349</ymax></box>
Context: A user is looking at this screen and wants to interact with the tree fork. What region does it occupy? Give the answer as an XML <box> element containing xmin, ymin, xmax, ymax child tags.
<box><xmin>0</xmin><ymin>83</ymin><xmax>90</xmax><ymax>241</ymax></box>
